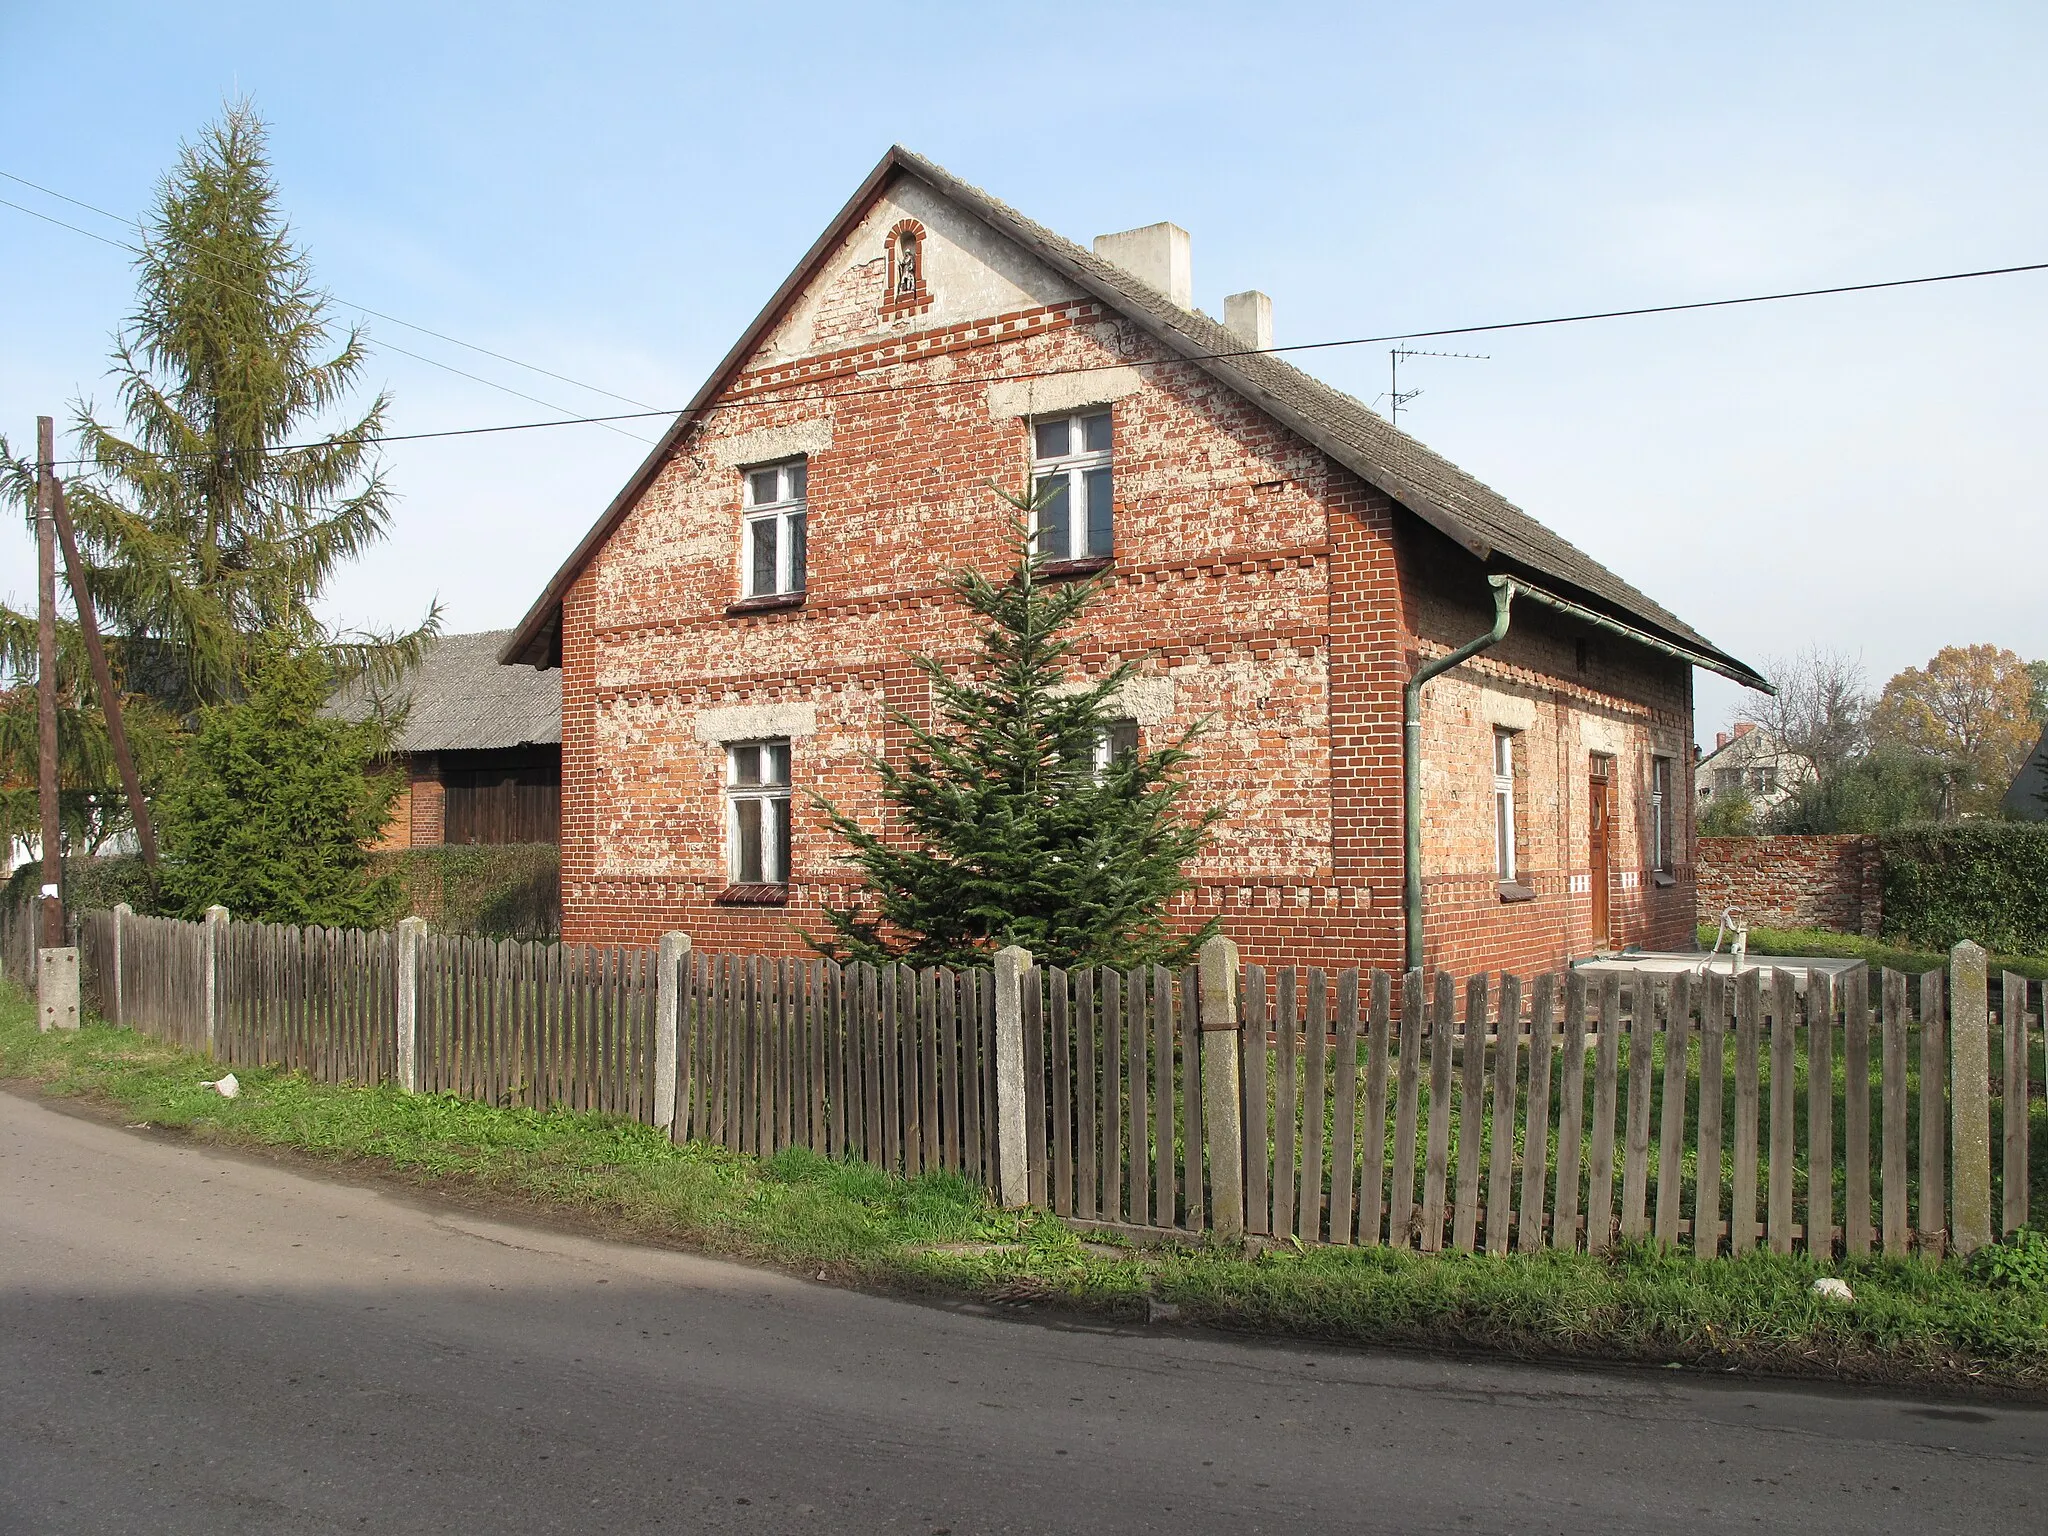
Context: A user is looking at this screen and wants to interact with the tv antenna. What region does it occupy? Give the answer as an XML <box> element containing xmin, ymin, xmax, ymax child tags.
<box><xmin>1388</xmin><ymin>346</ymin><xmax>1489</xmax><ymax>427</ymax></box>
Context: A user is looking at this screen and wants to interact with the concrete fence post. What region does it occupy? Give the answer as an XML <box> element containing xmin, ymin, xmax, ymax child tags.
<box><xmin>111</xmin><ymin>901</ymin><xmax>131</xmax><ymax>1028</ymax></box>
<box><xmin>654</xmin><ymin>931</ymin><xmax>692</xmax><ymax>1136</ymax></box>
<box><xmin>396</xmin><ymin>916</ymin><xmax>426</xmax><ymax>1093</ymax></box>
<box><xmin>36</xmin><ymin>944</ymin><xmax>79</xmax><ymax>1033</ymax></box>
<box><xmin>1949</xmin><ymin>940</ymin><xmax>1992</xmax><ymax>1256</ymax></box>
<box><xmin>202</xmin><ymin>905</ymin><xmax>228</xmax><ymax>1057</ymax></box>
<box><xmin>1198</xmin><ymin>934</ymin><xmax>1245</xmax><ymax>1245</ymax></box>
<box><xmin>994</xmin><ymin>944</ymin><xmax>1033</xmax><ymax>1207</ymax></box>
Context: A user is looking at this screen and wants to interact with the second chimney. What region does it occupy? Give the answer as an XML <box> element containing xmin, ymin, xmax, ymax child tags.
<box><xmin>1093</xmin><ymin>222</ymin><xmax>1192</xmax><ymax>308</ymax></box>
<box><xmin>1224</xmin><ymin>290</ymin><xmax>1272</xmax><ymax>351</ymax></box>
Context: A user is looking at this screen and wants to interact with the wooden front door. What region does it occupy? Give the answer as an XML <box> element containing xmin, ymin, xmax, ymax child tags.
<box><xmin>1588</xmin><ymin>756</ymin><xmax>1613</xmax><ymax>947</ymax></box>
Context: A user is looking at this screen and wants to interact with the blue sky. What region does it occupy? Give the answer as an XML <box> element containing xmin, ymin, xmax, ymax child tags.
<box><xmin>3</xmin><ymin>2</ymin><xmax>2044</xmax><ymax>742</ymax></box>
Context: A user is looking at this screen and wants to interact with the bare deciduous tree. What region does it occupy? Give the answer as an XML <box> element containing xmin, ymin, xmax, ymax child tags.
<box><xmin>1734</xmin><ymin>648</ymin><xmax>1870</xmax><ymax>780</ymax></box>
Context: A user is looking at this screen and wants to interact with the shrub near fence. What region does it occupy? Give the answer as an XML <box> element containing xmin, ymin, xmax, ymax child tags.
<box><xmin>16</xmin><ymin>905</ymin><xmax>2038</xmax><ymax>1261</ymax></box>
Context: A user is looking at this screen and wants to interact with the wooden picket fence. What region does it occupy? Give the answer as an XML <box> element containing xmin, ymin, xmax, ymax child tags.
<box><xmin>13</xmin><ymin>902</ymin><xmax>2035</xmax><ymax>1260</ymax></box>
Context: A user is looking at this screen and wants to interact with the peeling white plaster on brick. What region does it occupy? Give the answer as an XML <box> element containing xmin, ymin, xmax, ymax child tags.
<box><xmin>691</xmin><ymin>703</ymin><xmax>819</xmax><ymax>744</ymax></box>
<box><xmin>707</xmin><ymin>420</ymin><xmax>835</xmax><ymax>468</ymax></box>
<box><xmin>985</xmin><ymin>366</ymin><xmax>1143</xmax><ymax>420</ymax></box>
<box><xmin>1477</xmin><ymin>684</ymin><xmax>1538</xmax><ymax>733</ymax></box>
<box><xmin>1580</xmin><ymin>714</ymin><xmax>1625</xmax><ymax>755</ymax></box>
<box><xmin>1048</xmin><ymin>674</ymin><xmax>1176</xmax><ymax>724</ymax></box>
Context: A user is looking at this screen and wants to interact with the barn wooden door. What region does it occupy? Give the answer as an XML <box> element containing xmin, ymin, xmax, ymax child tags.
<box><xmin>1588</xmin><ymin>755</ymin><xmax>1613</xmax><ymax>947</ymax></box>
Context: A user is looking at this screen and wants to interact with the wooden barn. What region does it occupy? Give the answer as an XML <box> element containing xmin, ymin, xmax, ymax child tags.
<box><xmin>333</xmin><ymin>630</ymin><xmax>562</xmax><ymax>848</ymax></box>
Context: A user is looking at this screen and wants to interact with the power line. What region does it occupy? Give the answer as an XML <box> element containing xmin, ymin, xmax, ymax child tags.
<box><xmin>0</xmin><ymin>168</ymin><xmax>661</xmax><ymax>412</ymax></box>
<box><xmin>0</xmin><ymin>187</ymin><xmax>656</xmax><ymax>446</ymax></box>
<box><xmin>9</xmin><ymin>184</ymin><xmax>2046</xmax><ymax>466</ymax></box>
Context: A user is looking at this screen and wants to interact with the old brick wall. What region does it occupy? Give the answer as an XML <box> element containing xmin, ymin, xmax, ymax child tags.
<box><xmin>408</xmin><ymin>756</ymin><xmax>445</xmax><ymax>848</ymax></box>
<box><xmin>1696</xmin><ymin>834</ymin><xmax>1882</xmax><ymax>936</ymax></box>
<box><xmin>553</xmin><ymin>171</ymin><xmax>1700</xmax><ymax>978</ymax></box>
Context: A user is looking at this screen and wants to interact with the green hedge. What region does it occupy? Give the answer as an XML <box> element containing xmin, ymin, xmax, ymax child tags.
<box><xmin>1881</xmin><ymin>823</ymin><xmax>2048</xmax><ymax>955</ymax></box>
<box><xmin>5</xmin><ymin>854</ymin><xmax>161</xmax><ymax>917</ymax></box>
<box><xmin>371</xmin><ymin>843</ymin><xmax>560</xmax><ymax>941</ymax></box>
<box><xmin>12</xmin><ymin>844</ymin><xmax>560</xmax><ymax>942</ymax></box>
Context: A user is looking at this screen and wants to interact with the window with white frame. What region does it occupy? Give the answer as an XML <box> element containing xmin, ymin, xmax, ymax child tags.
<box><xmin>1092</xmin><ymin>719</ymin><xmax>1140</xmax><ymax>776</ymax></box>
<box><xmin>1031</xmin><ymin>411</ymin><xmax>1113</xmax><ymax>561</ymax></box>
<box><xmin>1493</xmin><ymin>728</ymin><xmax>1518</xmax><ymax>882</ymax></box>
<box><xmin>726</xmin><ymin>740</ymin><xmax>792</xmax><ymax>885</ymax></box>
<box><xmin>743</xmin><ymin>459</ymin><xmax>807</xmax><ymax>598</ymax></box>
<box><xmin>1650</xmin><ymin>755</ymin><xmax>1673</xmax><ymax>872</ymax></box>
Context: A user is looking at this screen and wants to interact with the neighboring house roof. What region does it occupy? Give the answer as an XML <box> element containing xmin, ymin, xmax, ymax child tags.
<box><xmin>2001</xmin><ymin>724</ymin><xmax>2048</xmax><ymax>821</ymax></box>
<box><xmin>500</xmin><ymin>146</ymin><xmax>1769</xmax><ymax>692</ymax></box>
<box><xmin>330</xmin><ymin>630</ymin><xmax>561</xmax><ymax>752</ymax></box>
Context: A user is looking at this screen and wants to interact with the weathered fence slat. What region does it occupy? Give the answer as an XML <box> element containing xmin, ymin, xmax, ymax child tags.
<box><xmin>1273</xmin><ymin>968</ymin><xmax>1299</xmax><ymax>1242</ymax></box>
<box><xmin>1553</xmin><ymin>971</ymin><xmax>1590</xmax><ymax>1253</ymax></box>
<box><xmin>1919</xmin><ymin>968</ymin><xmax>1948</xmax><ymax>1255</ymax></box>
<box><xmin>1301</xmin><ymin>969</ymin><xmax>1329</xmax><ymax>1243</ymax></box>
<box><xmin>1486</xmin><ymin>972</ymin><xmax>1522</xmax><ymax>1257</ymax></box>
<box><xmin>1420</xmin><ymin>970</ymin><xmax>1456</xmax><ymax>1253</ymax></box>
<box><xmin>1731</xmin><ymin>968</ymin><xmax>1763</xmax><ymax>1257</ymax></box>
<box><xmin>1452</xmin><ymin>974</ymin><xmax>1487</xmax><ymax>1254</ymax></box>
<box><xmin>1586</xmin><ymin>974</ymin><xmax>1622</xmax><ymax>1255</ymax></box>
<box><xmin>1519</xmin><ymin>974</ymin><xmax>1556</xmax><ymax>1253</ymax></box>
<box><xmin>1807</xmin><ymin>973</ymin><xmax>1836</xmax><ymax>1256</ymax></box>
<box><xmin>1654</xmin><ymin>975</ymin><xmax>1692</xmax><ymax>1248</ymax></box>
<box><xmin>2005</xmin><ymin>972</ymin><xmax>2032</xmax><ymax>1236</ymax></box>
<box><xmin>1331</xmin><ymin>969</ymin><xmax>1361</xmax><ymax>1248</ymax></box>
<box><xmin>1242</xmin><ymin>965</ymin><xmax>1269</xmax><ymax>1238</ymax></box>
<box><xmin>1768</xmin><ymin>969</ymin><xmax>1798</xmax><ymax>1255</ymax></box>
<box><xmin>1880</xmin><ymin>968</ymin><xmax>1910</xmax><ymax>1256</ymax></box>
<box><xmin>1359</xmin><ymin>971</ymin><xmax>1393</xmax><ymax>1249</ymax></box>
<box><xmin>1619</xmin><ymin>978</ymin><xmax>1657</xmax><ymax>1242</ymax></box>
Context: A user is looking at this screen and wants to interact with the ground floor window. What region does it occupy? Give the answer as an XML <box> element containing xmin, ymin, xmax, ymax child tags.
<box><xmin>726</xmin><ymin>740</ymin><xmax>791</xmax><ymax>885</ymax></box>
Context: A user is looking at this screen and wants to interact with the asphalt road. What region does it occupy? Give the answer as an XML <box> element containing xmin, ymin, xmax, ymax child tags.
<box><xmin>3</xmin><ymin>1089</ymin><xmax>2042</xmax><ymax>1535</ymax></box>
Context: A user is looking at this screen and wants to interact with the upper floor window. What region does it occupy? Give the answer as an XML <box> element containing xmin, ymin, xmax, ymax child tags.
<box><xmin>727</xmin><ymin>740</ymin><xmax>791</xmax><ymax>886</ymax></box>
<box><xmin>744</xmin><ymin>459</ymin><xmax>807</xmax><ymax>599</ymax></box>
<box><xmin>1031</xmin><ymin>411</ymin><xmax>1113</xmax><ymax>563</ymax></box>
<box><xmin>1493</xmin><ymin>728</ymin><xmax>1518</xmax><ymax>883</ymax></box>
<box><xmin>1650</xmin><ymin>755</ymin><xmax>1673</xmax><ymax>872</ymax></box>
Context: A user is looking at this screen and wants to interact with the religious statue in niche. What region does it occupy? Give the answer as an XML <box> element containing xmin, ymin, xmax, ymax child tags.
<box><xmin>894</xmin><ymin>228</ymin><xmax>921</xmax><ymax>297</ymax></box>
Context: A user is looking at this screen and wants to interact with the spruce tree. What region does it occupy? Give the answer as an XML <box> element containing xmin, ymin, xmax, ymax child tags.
<box><xmin>4</xmin><ymin>100</ymin><xmax>433</xmax><ymax>716</ymax></box>
<box><xmin>815</xmin><ymin>493</ymin><xmax>1220</xmax><ymax>970</ymax></box>
<box><xmin>156</xmin><ymin>645</ymin><xmax>400</xmax><ymax>926</ymax></box>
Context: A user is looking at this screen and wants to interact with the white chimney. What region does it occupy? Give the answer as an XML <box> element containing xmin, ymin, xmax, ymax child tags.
<box><xmin>1093</xmin><ymin>222</ymin><xmax>1192</xmax><ymax>308</ymax></box>
<box><xmin>1224</xmin><ymin>290</ymin><xmax>1272</xmax><ymax>350</ymax></box>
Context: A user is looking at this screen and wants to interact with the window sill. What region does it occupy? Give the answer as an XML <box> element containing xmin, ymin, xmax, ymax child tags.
<box><xmin>1652</xmin><ymin>872</ymin><xmax>1678</xmax><ymax>888</ymax></box>
<box><xmin>726</xmin><ymin>592</ymin><xmax>806</xmax><ymax>617</ymax></box>
<box><xmin>1039</xmin><ymin>555</ymin><xmax>1113</xmax><ymax>581</ymax></box>
<box><xmin>1496</xmin><ymin>881</ymin><xmax>1537</xmax><ymax>904</ymax></box>
<box><xmin>716</xmin><ymin>883</ymin><xmax>789</xmax><ymax>906</ymax></box>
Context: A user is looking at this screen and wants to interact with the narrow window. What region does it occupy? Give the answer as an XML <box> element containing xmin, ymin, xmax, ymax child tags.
<box><xmin>1493</xmin><ymin>728</ymin><xmax>1518</xmax><ymax>883</ymax></box>
<box><xmin>743</xmin><ymin>460</ymin><xmax>807</xmax><ymax>599</ymax></box>
<box><xmin>1030</xmin><ymin>410</ymin><xmax>1113</xmax><ymax>562</ymax></box>
<box><xmin>727</xmin><ymin>740</ymin><xmax>792</xmax><ymax>885</ymax></box>
<box><xmin>1650</xmin><ymin>755</ymin><xmax>1672</xmax><ymax>873</ymax></box>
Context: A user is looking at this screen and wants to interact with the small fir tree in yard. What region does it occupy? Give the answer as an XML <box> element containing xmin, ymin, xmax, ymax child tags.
<box><xmin>157</xmin><ymin>646</ymin><xmax>400</xmax><ymax>926</ymax></box>
<box><xmin>814</xmin><ymin>495</ymin><xmax>1221</xmax><ymax>971</ymax></box>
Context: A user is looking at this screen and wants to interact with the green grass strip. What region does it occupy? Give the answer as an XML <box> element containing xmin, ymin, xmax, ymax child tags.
<box><xmin>4</xmin><ymin>983</ymin><xmax>2044</xmax><ymax>1394</ymax></box>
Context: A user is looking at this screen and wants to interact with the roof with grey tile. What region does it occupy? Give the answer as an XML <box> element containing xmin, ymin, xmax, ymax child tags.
<box><xmin>503</xmin><ymin>147</ymin><xmax>1768</xmax><ymax>690</ymax></box>
<box><xmin>330</xmin><ymin>630</ymin><xmax>560</xmax><ymax>752</ymax></box>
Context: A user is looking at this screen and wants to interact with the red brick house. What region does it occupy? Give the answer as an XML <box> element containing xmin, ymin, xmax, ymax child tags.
<box><xmin>500</xmin><ymin>148</ymin><xmax>1767</xmax><ymax>975</ymax></box>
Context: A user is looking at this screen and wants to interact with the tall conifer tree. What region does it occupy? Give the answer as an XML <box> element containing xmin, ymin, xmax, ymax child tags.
<box><xmin>814</xmin><ymin>493</ymin><xmax>1220</xmax><ymax>970</ymax></box>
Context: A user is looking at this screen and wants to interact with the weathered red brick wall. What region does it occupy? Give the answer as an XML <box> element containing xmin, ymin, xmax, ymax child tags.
<box><xmin>408</xmin><ymin>756</ymin><xmax>445</xmax><ymax>848</ymax></box>
<box><xmin>1695</xmin><ymin>834</ymin><xmax>1881</xmax><ymax>936</ymax></box>
<box><xmin>553</xmin><ymin>173</ymin><xmax>1700</xmax><ymax>977</ymax></box>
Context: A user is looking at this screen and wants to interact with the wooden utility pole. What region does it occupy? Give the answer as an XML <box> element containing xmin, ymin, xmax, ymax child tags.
<box><xmin>50</xmin><ymin>480</ymin><xmax>158</xmax><ymax>870</ymax></box>
<box><xmin>35</xmin><ymin>416</ymin><xmax>62</xmax><ymax>947</ymax></box>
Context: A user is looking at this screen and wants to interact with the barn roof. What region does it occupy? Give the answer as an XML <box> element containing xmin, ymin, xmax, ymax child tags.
<box><xmin>500</xmin><ymin>147</ymin><xmax>1767</xmax><ymax>691</ymax></box>
<box><xmin>331</xmin><ymin>629</ymin><xmax>559</xmax><ymax>752</ymax></box>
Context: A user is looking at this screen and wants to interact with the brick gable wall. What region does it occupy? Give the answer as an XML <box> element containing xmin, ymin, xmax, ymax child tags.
<box><xmin>553</xmin><ymin>181</ymin><xmax>1699</xmax><ymax>974</ymax></box>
